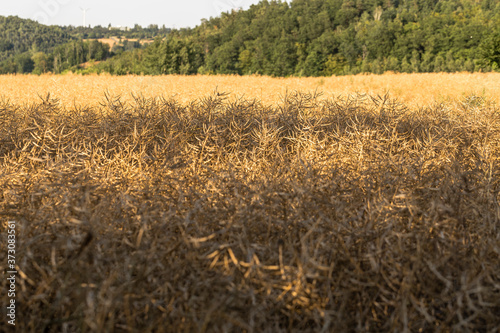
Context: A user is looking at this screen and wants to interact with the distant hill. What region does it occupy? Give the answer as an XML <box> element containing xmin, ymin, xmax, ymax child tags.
<box><xmin>95</xmin><ymin>0</ymin><xmax>500</xmax><ymax>76</ymax></box>
<box><xmin>2</xmin><ymin>0</ymin><xmax>500</xmax><ymax>76</ymax></box>
<box><xmin>0</xmin><ymin>15</ymin><xmax>170</xmax><ymax>74</ymax></box>
<box><xmin>0</xmin><ymin>16</ymin><xmax>74</xmax><ymax>62</ymax></box>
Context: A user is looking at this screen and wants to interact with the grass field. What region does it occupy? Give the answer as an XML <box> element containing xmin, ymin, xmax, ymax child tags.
<box><xmin>1</xmin><ymin>73</ymin><xmax>500</xmax><ymax>332</ymax></box>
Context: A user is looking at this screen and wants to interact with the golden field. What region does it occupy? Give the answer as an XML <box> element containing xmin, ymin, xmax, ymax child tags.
<box><xmin>1</xmin><ymin>73</ymin><xmax>500</xmax><ymax>332</ymax></box>
<box><xmin>1</xmin><ymin>72</ymin><xmax>500</xmax><ymax>107</ymax></box>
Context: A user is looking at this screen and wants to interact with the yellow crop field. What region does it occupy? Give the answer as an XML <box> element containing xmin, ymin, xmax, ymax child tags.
<box><xmin>1</xmin><ymin>72</ymin><xmax>500</xmax><ymax>107</ymax></box>
<box><xmin>1</xmin><ymin>73</ymin><xmax>499</xmax><ymax>332</ymax></box>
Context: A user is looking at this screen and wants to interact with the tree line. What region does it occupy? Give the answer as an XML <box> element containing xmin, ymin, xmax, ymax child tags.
<box><xmin>2</xmin><ymin>0</ymin><xmax>500</xmax><ymax>76</ymax></box>
<box><xmin>96</xmin><ymin>0</ymin><xmax>500</xmax><ymax>76</ymax></box>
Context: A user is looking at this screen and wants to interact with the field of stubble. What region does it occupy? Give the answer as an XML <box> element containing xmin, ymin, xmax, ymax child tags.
<box><xmin>1</xmin><ymin>73</ymin><xmax>500</xmax><ymax>332</ymax></box>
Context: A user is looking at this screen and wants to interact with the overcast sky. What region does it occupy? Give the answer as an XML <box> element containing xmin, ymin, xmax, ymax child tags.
<box><xmin>0</xmin><ymin>0</ymin><xmax>276</xmax><ymax>29</ymax></box>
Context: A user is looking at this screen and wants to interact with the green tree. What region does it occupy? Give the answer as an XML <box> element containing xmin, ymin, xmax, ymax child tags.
<box><xmin>464</xmin><ymin>58</ymin><xmax>475</xmax><ymax>72</ymax></box>
<box><xmin>32</xmin><ymin>52</ymin><xmax>48</xmax><ymax>74</ymax></box>
<box><xmin>401</xmin><ymin>56</ymin><xmax>411</xmax><ymax>73</ymax></box>
<box><xmin>433</xmin><ymin>54</ymin><xmax>445</xmax><ymax>72</ymax></box>
<box><xmin>15</xmin><ymin>53</ymin><xmax>34</xmax><ymax>73</ymax></box>
<box><xmin>410</xmin><ymin>51</ymin><xmax>420</xmax><ymax>72</ymax></box>
<box><xmin>479</xmin><ymin>30</ymin><xmax>500</xmax><ymax>70</ymax></box>
<box><xmin>238</xmin><ymin>49</ymin><xmax>252</xmax><ymax>74</ymax></box>
<box><xmin>421</xmin><ymin>51</ymin><xmax>434</xmax><ymax>72</ymax></box>
<box><xmin>445</xmin><ymin>50</ymin><xmax>456</xmax><ymax>72</ymax></box>
<box><xmin>384</xmin><ymin>56</ymin><xmax>400</xmax><ymax>72</ymax></box>
<box><xmin>143</xmin><ymin>38</ymin><xmax>165</xmax><ymax>74</ymax></box>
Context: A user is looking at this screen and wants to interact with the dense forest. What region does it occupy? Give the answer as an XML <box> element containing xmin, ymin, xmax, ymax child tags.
<box><xmin>2</xmin><ymin>0</ymin><xmax>500</xmax><ymax>76</ymax></box>
<box><xmin>0</xmin><ymin>16</ymin><xmax>171</xmax><ymax>74</ymax></box>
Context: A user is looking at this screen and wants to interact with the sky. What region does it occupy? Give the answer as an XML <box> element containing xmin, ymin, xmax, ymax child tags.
<box><xmin>0</xmin><ymin>0</ymin><xmax>275</xmax><ymax>29</ymax></box>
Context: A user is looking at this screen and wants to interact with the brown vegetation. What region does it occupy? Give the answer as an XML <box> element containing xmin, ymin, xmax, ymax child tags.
<box><xmin>0</xmin><ymin>81</ymin><xmax>499</xmax><ymax>331</ymax></box>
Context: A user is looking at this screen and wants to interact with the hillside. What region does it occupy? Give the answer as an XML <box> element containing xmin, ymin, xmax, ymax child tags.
<box><xmin>0</xmin><ymin>16</ymin><xmax>74</xmax><ymax>61</ymax></box>
<box><xmin>96</xmin><ymin>0</ymin><xmax>500</xmax><ymax>76</ymax></box>
<box><xmin>2</xmin><ymin>0</ymin><xmax>500</xmax><ymax>76</ymax></box>
<box><xmin>0</xmin><ymin>15</ymin><xmax>169</xmax><ymax>74</ymax></box>
<box><xmin>0</xmin><ymin>16</ymin><xmax>75</xmax><ymax>72</ymax></box>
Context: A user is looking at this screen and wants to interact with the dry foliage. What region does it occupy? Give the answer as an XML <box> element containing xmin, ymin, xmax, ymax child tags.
<box><xmin>0</xmin><ymin>86</ymin><xmax>500</xmax><ymax>332</ymax></box>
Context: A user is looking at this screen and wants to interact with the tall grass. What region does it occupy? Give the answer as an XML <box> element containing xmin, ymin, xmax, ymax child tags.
<box><xmin>1</xmin><ymin>90</ymin><xmax>499</xmax><ymax>332</ymax></box>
